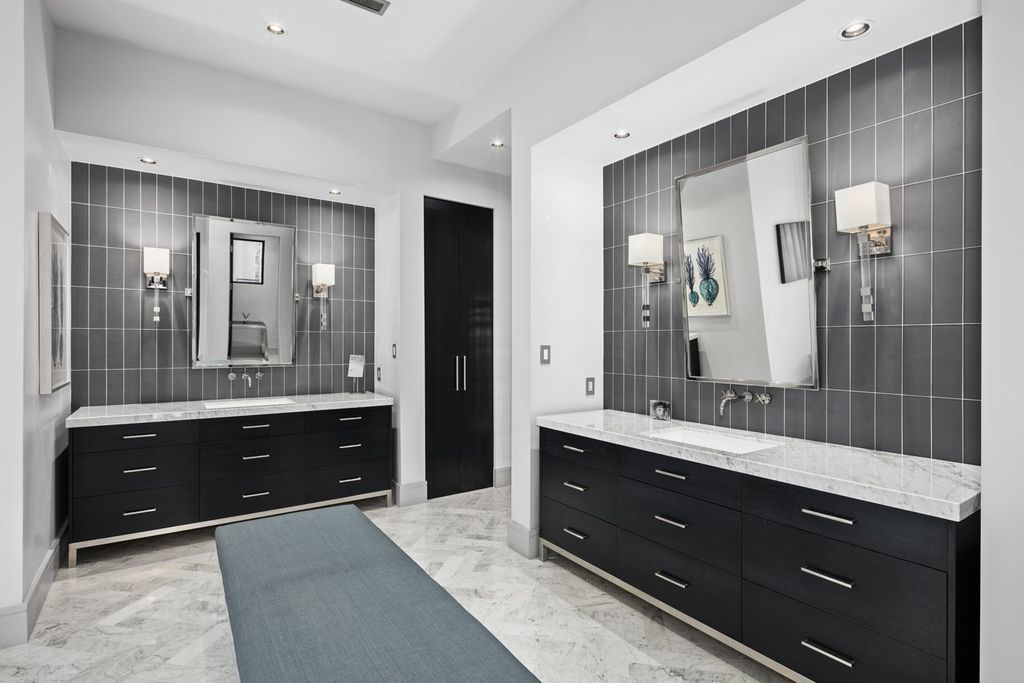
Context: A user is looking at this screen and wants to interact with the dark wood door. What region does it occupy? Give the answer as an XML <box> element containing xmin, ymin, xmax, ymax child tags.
<box><xmin>424</xmin><ymin>197</ymin><xmax>493</xmax><ymax>499</ymax></box>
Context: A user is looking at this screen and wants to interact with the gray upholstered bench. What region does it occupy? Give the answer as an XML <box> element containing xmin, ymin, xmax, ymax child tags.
<box><xmin>216</xmin><ymin>505</ymin><xmax>536</xmax><ymax>682</ymax></box>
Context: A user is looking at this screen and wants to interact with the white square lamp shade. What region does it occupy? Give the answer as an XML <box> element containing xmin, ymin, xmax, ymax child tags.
<box><xmin>628</xmin><ymin>232</ymin><xmax>664</xmax><ymax>266</ymax></box>
<box><xmin>312</xmin><ymin>263</ymin><xmax>335</xmax><ymax>288</ymax></box>
<box><xmin>143</xmin><ymin>247</ymin><xmax>170</xmax><ymax>276</ymax></box>
<box><xmin>835</xmin><ymin>181</ymin><xmax>891</xmax><ymax>233</ymax></box>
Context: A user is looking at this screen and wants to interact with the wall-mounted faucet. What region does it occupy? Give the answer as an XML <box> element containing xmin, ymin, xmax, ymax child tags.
<box><xmin>241</xmin><ymin>372</ymin><xmax>253</xmax><ymax>390</ymax></box>
<box><xmin>720</xmin><ymin>388</ymin><xmax>753</xmax><ymax>416</ymax></box>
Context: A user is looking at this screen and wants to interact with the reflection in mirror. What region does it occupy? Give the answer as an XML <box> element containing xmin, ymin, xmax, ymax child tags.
<box><xmin>675</xmin><ymin>138</ymin><xmax>817</xmax><ymax>389</ymax></box>
<box><xmin>193</xmin><ymin>216</ymin><xmax>296</xmax><ymax>367</ymax></box>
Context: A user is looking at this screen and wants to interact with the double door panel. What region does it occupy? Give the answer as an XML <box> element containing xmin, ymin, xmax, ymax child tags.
<box><xmin>424</xmin><ymin>197</ymin><xmax>493</xmax><ymax>499</ymax></box>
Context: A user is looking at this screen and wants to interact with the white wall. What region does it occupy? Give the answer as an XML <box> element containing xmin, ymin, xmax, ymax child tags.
<box><xmin>52</xmin><ymin>30</ymin><xmax>512</xmax><ymax>507</ymax></box>
<box><xmin>509</xmin><ymin>146</ymin><xmax>604</xmax><ymax>551</ymax></box>
<box><xmin>980</xmin><ymin>0</ymin><xmax>1023</xmax><ymax>678</ymax></box>
<box><xmin>0</xmin><ymin>0</ymin><xmax>28</xmax><ymax>623</ymax></box>
<box><xmin>2</xmin><ymin>0</ymin><xmax>71</xmax><ymax>646</ymax></box>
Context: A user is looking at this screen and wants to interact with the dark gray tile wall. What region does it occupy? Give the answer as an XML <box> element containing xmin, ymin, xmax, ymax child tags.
<box><xmin>70</xmin><ymin>163</ymin><xmax>375</xmax><ymax>410</ymax></box>
<box><xmin>603</xmin><ymin>19</ymin><xmax>981</xmax><ymax>464</ymax></box>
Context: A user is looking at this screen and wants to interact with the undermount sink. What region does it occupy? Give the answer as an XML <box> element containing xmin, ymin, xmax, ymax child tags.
<box><xmin>203</xmin><ymin>397</ymin><xmax>296</xmax><ymax>409</ymax></box>
<box><xmin>643</xmin><ymin>425</ymin><xmax>779</xmax><ymax>455</ymax></box>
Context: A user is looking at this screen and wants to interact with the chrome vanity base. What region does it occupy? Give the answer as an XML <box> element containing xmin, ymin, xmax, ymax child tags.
<box><xmin>539</xmin><ymin>539</ymin><xmax>810</xmax><ymax>683</ymax></box>
<box><xmin>68</xmin><ymin>489</ymin><xmax>392</xmax><ymax>568</ymax></box>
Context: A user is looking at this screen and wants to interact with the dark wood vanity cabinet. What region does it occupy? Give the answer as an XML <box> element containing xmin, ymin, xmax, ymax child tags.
<box><xmin>69</xmin><ymin>406</ymin><xmax>392</xmax><ymax>566</ymax></box>
<box><xmin>538</xmin><ymin>427</ymin><xmax>980</xmax><ymax>682</ymax></box>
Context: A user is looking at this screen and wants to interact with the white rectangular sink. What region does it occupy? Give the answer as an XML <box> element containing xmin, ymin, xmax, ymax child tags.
<box><xmin>644</xmin><ymin>425</ymin><xmax>778</xmax><ymax>455</ymax></box>
<box><xmin>203</xmin><ymin>397</ymin><xmax>296</xmax><ymax>409</ymax></box>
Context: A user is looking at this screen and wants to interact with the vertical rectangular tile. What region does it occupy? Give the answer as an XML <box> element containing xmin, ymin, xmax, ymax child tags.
<box><xmin>850</xmin><ymin>392</ymin><xmax>875</xmax><ymax>450</ymax></box>
<box><xmin>850</xmin><ymin>61</ymin><xmax>876</xmax><ymax>130</ymax></box>
<box><xmin>933</xmin><ymin>250</ymin><xmax>964</xmax><ymax>324</ymax></box>
<box><xmin>827</xmin><ymin>70</ymin><xmax>851</xmax><ymax>136</ymax></box>
<box><xmin>805</xmin><ymin>79</ymin><xmax>827</xmax><ymax>144</ymax></box>
<box><xmin>931</xmin><ymin>398</ymin><xmax>963</xmax><ymax>462</ymax></box>
<box><xmin>826</xmin><ymin>390</ymin><xmax>851</xmax><ymax>446</ymax></box>
<box><xmin>903</xmin><ymin>253</ymin><xmax>932</xmax><ymax>324</ymax></box>
<box><xmin>784</xmin><ymin>88</ymin><xmax>805</xmax><ymax>141</ymax></box>
<box><xmin>933</xmin><ymin>100</ymin><xmax>964</xmax><ymax>178</ymax></box>
<box><xmin>932</xmin><ymin>24</ymin><xmax>964</xmax><ymax>106</ymax></box>
<box><xmin>903</xmin><ymin>325</ymin><xmax>932</xmax><ymax>395</ymax></box>
<box><xmin>903</xmin><ymin>109</ymin><xmax>933</xmax><ymax>185</ymax></box>
<box><xmin>765</xmin><ymin>95</ymin><xmax>785</xmax><ymax>147</ymax></box>
<box><xmin>932</xmin><ymin>324</ymin><xmax>963</xmax><ymax>397</ymax></box>
<box><xmin>903</xmin><ymin>37</ymin><xmax>932</xmax><ymax>113</ymax></box>
<box><xmin>902</xmin><ymin>395</ymin><xmax>931</xmax><ymax>457</ymax></box>
<box><xmin>875</xmin><ymin>393</ymin><xmax>902</xmax><ymax>453</ymax></box>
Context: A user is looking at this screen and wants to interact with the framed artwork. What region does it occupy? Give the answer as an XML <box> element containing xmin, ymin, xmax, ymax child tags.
<box><xmin>683</xmin><ymin>235</ymin><xmax>730</xmax><ymax>317</ymax></box>
<box><xmin>39</xmin><ymin>213</ymin><xmax>71</xmax><ymax>393</ymax></box>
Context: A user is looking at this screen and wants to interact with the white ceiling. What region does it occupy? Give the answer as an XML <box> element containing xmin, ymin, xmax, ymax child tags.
<box><xmin>45</xmin><ymin>0</ymin><xmax>585</xmax><ymax>125</ymax></box>
<box><xmin>542</xmin><ymin>0</ymin><xmax>982</xmax><ymax>167</ymax></box>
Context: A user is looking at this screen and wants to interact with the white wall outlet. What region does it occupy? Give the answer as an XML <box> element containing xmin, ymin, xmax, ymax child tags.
<box><xmin>586</xmin><ymin>377</ymin><xmax>595</xmax><ymax>395</ymax></box>
<box><xmin>377</xmin><ymin>367</ymin><xmax>382</xmax><ymax>381</ymax></box>
<box><xmin>540</xmin><ymin>345</ymin><xmax>551</xmax><ymax>364</ymax></box>
<box><xmin>392</xmin><ymin>344</ymin><xmax>397</xmax><ymax>358</ymax></box>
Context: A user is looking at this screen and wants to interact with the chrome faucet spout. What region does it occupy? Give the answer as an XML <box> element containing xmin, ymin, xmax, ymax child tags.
<box><xmin>241</xmin><ymin>372</ymin><xmax>252</xmax><ymax>390</ymax></box>
<box><xmin>719</xmin><ymin>389</ymin><xmax>737</xmax><ymax>416</ymax></box>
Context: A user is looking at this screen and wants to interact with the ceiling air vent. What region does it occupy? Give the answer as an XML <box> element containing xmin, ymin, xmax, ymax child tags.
<box><xmin>339</xmin><ymin>0</ymin><xmax>390</xmax><ymax>15</ymax></box>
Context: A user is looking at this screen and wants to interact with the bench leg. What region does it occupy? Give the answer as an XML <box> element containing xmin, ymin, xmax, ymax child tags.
<box><xmin>386</xmin><ymin>490</ymin><xmax>394</xmax><ymax>507</ymax></box>
<box><xmin>68</xmin><ymin>544</ymin><xmax>78</xmax><ymax>569</ymax></box>
<box><xmin>539</xmin><ymin>543</ymin><xmax>548</xmax><ymax>562</ymax></box>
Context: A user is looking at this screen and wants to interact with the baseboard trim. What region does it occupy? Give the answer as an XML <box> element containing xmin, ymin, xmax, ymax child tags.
<box><xmin>395</xmin><ymin>480</ymin><xmax>428</xmax><ymax>507</ymax></box>
<box><xmin>0</xmin><ymin>522</ymin><xmax>65</xmax><ymax>647</ymax></box>
<box><xmin>507</xmin><ymin>518</ymin><xmax>539</xmax><ymax>559</ymax></box>
<box><xmin>492</xmin><ymin>466</ymin><xmax>511</xmax><ymax>488</ymax></box>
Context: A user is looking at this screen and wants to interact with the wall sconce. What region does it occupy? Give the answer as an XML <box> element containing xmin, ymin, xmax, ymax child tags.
<box><xmin>628</xmin><ymin>232</ymin><xmax>666</xmax><ymax>329</ymax></box>
<box><xmin>835</xmin><ymin>181</ymin><xmax>892</xmax><ymax>322</ymax></box>
<box><xmin>312</xmin><ymin>263</ymin><xmax>334</xmax><ymax>330</ymax></box>
<box><xmin>143</xmin><ymin>247</ymin><xmax>170</xmax><ymax>289</ymax></box>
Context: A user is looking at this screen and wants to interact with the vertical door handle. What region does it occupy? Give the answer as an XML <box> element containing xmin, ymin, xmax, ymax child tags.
<box><xmin>462</xmin><ymin>355</ymin><xmax>467</xmax><ymax>391</ymax></box>
<box><xmin>454</xmin><ymin>355</ymin><xmax>460</xmax><ymax>391</ymax></box>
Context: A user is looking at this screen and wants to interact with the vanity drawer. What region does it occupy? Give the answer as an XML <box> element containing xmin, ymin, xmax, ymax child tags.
<box><xmin>199</xmin><ymin>470</ymin><xmax>305</xmax><ymax>521</ymax></box>
<box><xmin>619</xmin><ymin>448</ymin><xmax>741</xmax><ymax>509</ymax></box>
<box><xmin>539</xmin><ymin>428</ymin><xmax>618</xmax><ymax>474</ymax></box>
<box><xmin>620</xmin><ymin>478</ymin><xmax>740</xmax><ymax>573</ymax></box>
<box><xmin>540</xmin><ymin>455</ymin><xmax>619</xmax><ymax>524</ymax></box>
<box><xmin>540</xmin><ymin>497</ymin><xmax>618</xmax><ymax>576</ymax></box>
<box><xmin>73</xmin><ymin>445</ymin><xmax>198</xmax><ymax>498</ymax></box>
<box><xmin>742</xmin><ymin>516</ymin><xmax>947</xmax><ymax>658</ymax></box>
<box><xmin>306</xmin><ymin>459</ymin><xmax>390</xmax><ymax>503</ymax></box>
<box><xmin>305</xmin><ymin>407</ymin><xmax>389</xmax><ymax>433</ymax></box>
<box><xmin>73</xmin><ymin>420</ymin><xmax>198</xmax><ymax>454</ymax></box>
<box><xmin>200</xmin><ymin>436</ymin><xmax>305</xmax><ymax>481</ymax></box>
<box><xmin>72</xmin><ymin>485</ymin><xmax>198</xmax><ymax>542</ymax></box>
<box><xmin>198</xmin><ymin>413</ymin><xmax>305</xmax><ymax>442</ymax></box>
<box><xmin>742</xmin><ymin>581</ymin><xmax>946</xmax><ymax>683</ymax></box>
<box><xmin>742</xmin><ymin>476</ymin><xmax>949</xmax><ymax>569</ymax></box>
<box><xmin>306</xmin><ymin>429</ymin><xmax>388</xmax><ymax>468</ymax></box>
<box><xmin>619</xmin><ymin>530</ymin><xmax>740</xmax><ymax>640</ymax></box>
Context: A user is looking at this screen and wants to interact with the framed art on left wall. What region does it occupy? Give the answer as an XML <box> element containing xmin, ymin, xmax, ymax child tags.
<box><xmin>39</xmin><ymin>212</ymin><xmax>71</xmax><ymax>394</ymax></box>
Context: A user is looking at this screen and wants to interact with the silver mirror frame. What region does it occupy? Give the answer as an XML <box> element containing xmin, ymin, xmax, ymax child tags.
<box><xmin>674</xmin><ymin>136</ymin><xmax>819</xmax><ymax>391</ymax></box>
<box><xmin>191</xmin><ymin>215</ymin><xmax>298</xmax><ymax>368</ymax></box>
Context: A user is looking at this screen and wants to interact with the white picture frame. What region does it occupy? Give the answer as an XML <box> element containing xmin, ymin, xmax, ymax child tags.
<box><xmin>39</xmin><ymin>212</ymin><xmax>71</xmax><ymax>393</ymax></box>
<box><xmin>683</xmin><ymin>235</ymin><xmax>730</xmax><ymax>317</ymax></box>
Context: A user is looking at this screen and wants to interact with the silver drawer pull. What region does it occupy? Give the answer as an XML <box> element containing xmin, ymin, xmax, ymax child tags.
<box><xmin>338</xmin><ymin>416</ymin><xmax>363</xmax><ymax>422</ymax></box>
<box><xmin>800</xmin><ymin>566</ymin><xmax>855</xmax><ymax>589</ymax></box>
<box><xmin>123</xmin><ymin>433</ymin><xmax>157</xmax><ymax>440</ymax></box>
<box><xmin>242</xmin><ymin>491</ymin><xmax>270</xmax><ymax>499</ymax></box>
<box><xmin>801</xmin><ymin>507</ymin><xmax>856</xmax><ymax>525</ymax></box>
<box><xmin>562</xmin><ymin>445</ymin><xmax>585</xmax><ymax>454</ymax></box>
<box><xmin>654</xmin><ymin>514</ymin><xmax>688</xmax><ymax>530</ymax></box>
<box><xmin>242</xmin><ymin>424</ymin><xmax>271</xmax><ymax>430</ymax></box>
<box><xmin>654</xmin><ymin>571</ymin><xmax>689</xmax><ymax>590</ymax></box>
<box><xmin>338</xmin><ymin>443</ymin><xmax>363</xmax><ymax>450</ymax></box>
<box><xmin>242</xmin><ymin>454</ymin><xmax>271</xmax><ymax>461</ymax></box>
<box><xmin>800</xmin><ymin>639</ymin><xmax>855</xmax><ymax>668</ymax></box>
<box><xmin>122</xmin><ymin>466</ymin><xmax>157</xmax><ymax>474</ymax></box>
<box><xmin>562</xmin><ymin>527</ymin><xmax>587</xmax><ymax>540</ymax></box>
<box><xmin>654</xmin><ymin>468</ymin><xmax>687</xmax><ymax>481</ymax></box>
<box><xmin>123</xmin><ymin>507</ymin><xmax>156</xmax><ymax>517</ymax></box>
<box><xmin>338</xmin><ymin>477</ymin><xmax>363</xmax><ymax>484</ymax></box>
<box><xmin>562</xmin><ymin>481</ymin><xmax>588</xmax><ymax>492</ymax></box>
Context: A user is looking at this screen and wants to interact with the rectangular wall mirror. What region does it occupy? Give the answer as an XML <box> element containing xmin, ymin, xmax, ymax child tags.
<box><xmin>675</xmin><ymin>137</ymin><xmax>818</xmax><ymax>389</ymax></box>
<box><xmin>192</xmin><ymin>216</ymin><xmax>297</xmax><ymax>367</ymax></box>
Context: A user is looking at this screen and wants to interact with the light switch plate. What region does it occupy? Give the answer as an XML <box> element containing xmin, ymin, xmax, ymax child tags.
<box><xmin>585</xmin><ymin>377</ymin><xmax>595</xmax><ymax>395</ymax></box>
<box><xmin>376</xmin><ymin>367</ymin><xmax>382</xmax><ymax>381</ymax></box>
<box><xmin>391</xmin><ymin>344</ymin><xmax>397</xmax><ymax>359</ymax></box>
<box><xmin>540</xmin><ymin>345</ymin><xmax>551</xmax><ymax>364</ymax></box>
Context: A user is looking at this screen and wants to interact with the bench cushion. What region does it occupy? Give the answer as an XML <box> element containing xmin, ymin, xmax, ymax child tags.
<box><xmin>216</xmin><ymin>505</ymin><xmax>536</xmax><ymax>682</ymax></box>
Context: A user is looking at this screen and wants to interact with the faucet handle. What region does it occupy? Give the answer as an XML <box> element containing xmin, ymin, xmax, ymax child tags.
<box><xmin>755</xmin><ymin>391</ymin><xmax>772</xmax><ymax>406</ymax></box>
<box><xmin>721</xmin><ymin>388</ymin><xmax>737</xmax><ymax>399</ymax></box>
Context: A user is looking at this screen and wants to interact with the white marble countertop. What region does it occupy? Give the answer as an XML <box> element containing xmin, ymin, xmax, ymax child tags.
<box><xmin>66</xmin><ymin>392</ymin><xmax>394</xmax><ymax>428</ymax></box>
<box><xmin>537</xmin><ymin>409</ymin><xmax>980</xmax><ymax>521</ymax></box>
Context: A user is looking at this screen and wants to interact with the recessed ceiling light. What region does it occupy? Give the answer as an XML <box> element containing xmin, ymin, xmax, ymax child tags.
<box><xmin>613</xmin><ymin>130</ymin><xmax>631</xmax><ymax>139</ymax></box>
<box><xmin>491</xmin><ymin>139</ymin><xmax>505</xmax><ymax>148</ymax></box>
<box><xmin>839</xmin><ymin>20</ymin><xmax>872</xmax><ymax>40</ymax></box>
<box><xmin>138</xmin><ymin>157</ymin><xmax>158</xmax><ymax>165</ymax></box>
<box><xmin>328</xmin><ymin>188</ymin><xmax>343</xmax><ymax>196</ymax></box>
<box><xmin>266</xmin><ymin>23</ymin><xmax>286</xmax><ymax>36</ymax></box>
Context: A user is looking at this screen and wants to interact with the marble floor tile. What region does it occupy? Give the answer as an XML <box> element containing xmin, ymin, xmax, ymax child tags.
<box><xmin>0</xmin><ymin>487</ymin><xmax>784</xmax><ymax>682</ymax></box>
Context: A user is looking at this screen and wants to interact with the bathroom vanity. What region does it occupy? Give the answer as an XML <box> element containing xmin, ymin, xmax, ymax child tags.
<box><xmin>537</xmin><ymin>410</ymin><xmax>980</xmax><ymax>682</ymax></box>
<box><xmin>65</xmin><ymin>393</ymin><xmax>394</xmax><ymax>567</ymax></box>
